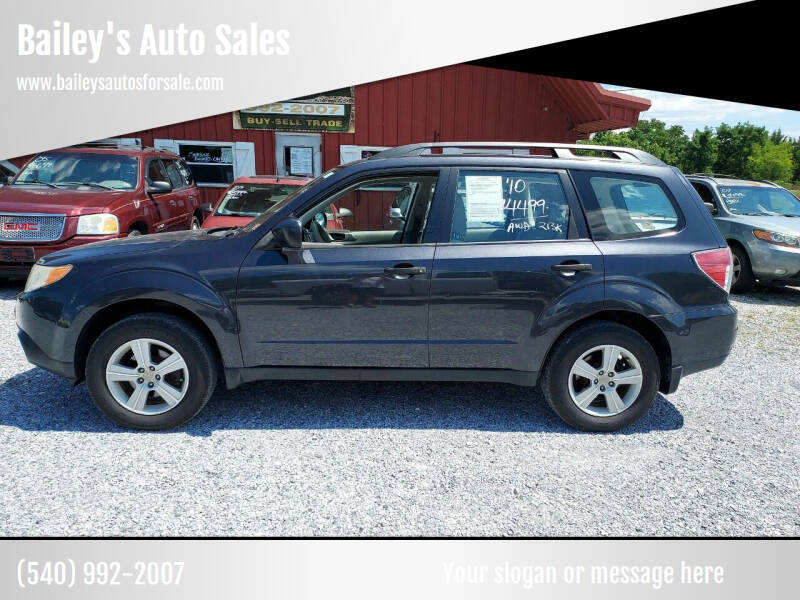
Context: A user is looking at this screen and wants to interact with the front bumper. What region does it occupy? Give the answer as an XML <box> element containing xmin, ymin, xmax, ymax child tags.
<box><xmin>747</xmin><ymin>238</ymin><xmax>800</xmax><ymax>284</ymax></box>
<box><xmin>17</xmin><ymin>326</ymin><xmax>76</xmax><ymax>381</ymax></box>
<box><xmin>16</xmin><ymin>290</ymin><xmax>78</xmax><ymax>382</ymax></box>
<box><xmin>0</xmin><ymin>234</ymin><xmax>121</xmax><ymax>276</ymax></box>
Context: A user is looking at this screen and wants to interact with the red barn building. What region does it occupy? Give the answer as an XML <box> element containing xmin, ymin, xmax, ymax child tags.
<box><xmin>10</xmin><ymin>66</ymin><xmax>650</xmax><ymax>208</ymax></box>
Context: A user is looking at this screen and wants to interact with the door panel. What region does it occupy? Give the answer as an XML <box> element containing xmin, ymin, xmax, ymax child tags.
<box><xmin>163</xmin><ymin>159</ymin><xmax>193</xmax><ymax>229</ymax></box>
<box><xmin>428</xmin><ymin>167</ymin><xmax>603</xmax><ymax>373</ymax></box>
<box><xmin>428</xmin><ymin>241</ymin><xmax>604</xmax><ymax>371</ymax></box>
<box><xmin>237</xmin><ymin>245</ymin><xmax>434</xmax><ymax>367</ymax></box>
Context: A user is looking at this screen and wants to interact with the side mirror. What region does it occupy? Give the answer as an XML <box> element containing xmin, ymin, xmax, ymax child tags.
<box><xmin>0</xmin><ymin>175</ymin><xmax>11</xmax><ymax>186</ymax></box>
<box><xmin>703</xmin><ymin>202</ymin><xmax>718</xmax><ymax>215</ymax></box>
<box><xmin>388</xmin><ymin>207</ymin><xmax>404</xmax><ymax>221</ymax></box>
<box><xmin>337</xmin><ymin>207</ymin><xmax>353</xmax><ymax>219</ymax></box>
<box><xmin>146</xmin><ymin>180</ymin><xmax>172</xmax><ymax>194</ymax></box>
<box><xmin>199</xmin><ymin>202</ymin><xmax>213</xmax><ymax>214</ymax></box>
<box><xmin>271</xmin><ymin>217</ymin><xmax>303</xmax><ymax>249</ymax></box>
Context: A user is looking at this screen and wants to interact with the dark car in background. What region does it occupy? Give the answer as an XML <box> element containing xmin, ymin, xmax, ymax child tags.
<box><xmin>16</xmin><ymin>142</ymin><xmax>737</xmax><ymax>431</ymax></box>
<box><xmin>0</xmin><ymin>143</ymin><xmax>202</xmax><ymax>278</ymax></box>
<box><xmin>687</xmin><ymin>174</ymin><xmax>800</xmax><ymax>292</ymax></box>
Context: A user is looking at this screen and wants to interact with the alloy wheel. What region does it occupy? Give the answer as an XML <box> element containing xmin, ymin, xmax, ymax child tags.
<box><xmin>567</xmin><ymin>344</ymin><xmax>643</xmax><ymax>417</ymax></box>
<box><xmin>105</xmin><ymin>338</ymin><xmax>189</xmax><ymax>415</ymax></box>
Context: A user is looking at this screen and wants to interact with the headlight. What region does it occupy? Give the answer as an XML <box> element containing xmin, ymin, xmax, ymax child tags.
<box><xmin>753</xmin><ymin>229</ymin><xmax>800</xmax><ymax>248</ymax></box>
<box><xmin>24</xmin><ymin>264</ymin><xmax>73</xmax><ymax>292</ymax></box>
<box><xmin>77</xmin><ymin>213</ymin><xmax>119</xmax><ymax>235</ymax></box>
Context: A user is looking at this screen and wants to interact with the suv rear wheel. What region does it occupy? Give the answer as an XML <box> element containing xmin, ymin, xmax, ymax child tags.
<box><xmin>541</xmin><ymin>321</ymin><xmax>659</xmax><ymax>431</ymax></box>
<box><xmin>86</xmin><ymin>313</ymin><xmax>217</xmax><ymax>430</ymax></box>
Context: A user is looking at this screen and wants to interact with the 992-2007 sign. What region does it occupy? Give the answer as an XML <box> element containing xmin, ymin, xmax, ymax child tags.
<box><xmin>234</xmin><ymin>87</ymin><xmax>355</xmax><ymax>133</ymax></box>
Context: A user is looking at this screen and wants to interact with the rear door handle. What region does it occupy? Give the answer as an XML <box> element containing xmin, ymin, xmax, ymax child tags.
<box><xmin>551</xmin><ymin>262</ymin><xmax>593</xmax><ymax>274</ymax></box>
<box><xmin>384</xmin><ymin>265</ymin><xmax>427</xmax><ymax>277</ymax></box>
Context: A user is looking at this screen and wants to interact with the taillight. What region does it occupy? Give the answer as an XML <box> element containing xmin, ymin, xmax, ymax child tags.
<box><xmin>692</xmin><ymin>247</ymin><xmax>733</xmax><ymax>292</ymax></box>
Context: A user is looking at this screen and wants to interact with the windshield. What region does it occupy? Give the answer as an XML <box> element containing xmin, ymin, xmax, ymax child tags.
<box><xmin>719</xmin><ymin>185</ymin><xmax>800</xmax><ymax>216</ymax></box>
<box><xmin>215</xmin><ymin>183</ymin><xmax>301</xmax><ymax>217</ymax></box>
<box><xmin>15</xmin><ymin>152</ymin><xmax>139</xmax><ymax>190</ymax></box>
<box><xmin>240</xmin><ymin>168</ymin><xmax>339</xmax><ymax>233</ymax></box>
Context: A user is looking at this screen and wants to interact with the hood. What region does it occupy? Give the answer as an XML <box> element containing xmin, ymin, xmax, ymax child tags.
<box><xmin>721</xmin><ymin>214</ymin><xmax>800</xmax><ymax>236</ymax></box>
<box><xmin>39</xmin><ymin>228</ymin><xmax>212</xmax><ymax>265</ymax></box>
<box><xmin>202</xmin><ymin>214</ymin><xmax>253</xmax><ymax>229</ymax></box>
<box><xmin>0</xmin><ymin>184</ymin><xmax>134</xmax><ymax>215</ymax></box>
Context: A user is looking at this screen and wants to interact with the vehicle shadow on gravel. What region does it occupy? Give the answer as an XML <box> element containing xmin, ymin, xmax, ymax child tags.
<box><xmin>0</xmin><ymin>367</ymin><xmax>684</xmax><ymax>435</ymax></box>
<box><xmin>730</xmin><ymin>285</ymin><xmax>800</xmax><ymax>306</ymax></box>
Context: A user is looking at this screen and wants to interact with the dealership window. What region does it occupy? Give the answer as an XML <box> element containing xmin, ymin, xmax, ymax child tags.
<box><xmin>154</xmin><ymin>139</ymin><xmax>255</xmax><ymax>187</ymax></box>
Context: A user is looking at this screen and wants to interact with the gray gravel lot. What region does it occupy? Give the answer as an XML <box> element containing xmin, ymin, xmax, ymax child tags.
<box><xmin>1</xmin><ymin>281</ymin><xmax>798</xmax><ymax>536</ymax></box>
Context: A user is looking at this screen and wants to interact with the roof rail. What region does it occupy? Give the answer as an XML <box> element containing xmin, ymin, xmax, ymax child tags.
<box><xmin>685</xmin><ymin>173</ymin><xmax>741</xmax><ymax>179</ymax></box>
<box><xmin>371</xmin><ymin>142</ymin><xmax>665</xmax><ymax>165</ymax></box>
<box><xmin>74</xmin><ymin>138</ymin><xmax>143</xmax><ymax>150</ymax></box>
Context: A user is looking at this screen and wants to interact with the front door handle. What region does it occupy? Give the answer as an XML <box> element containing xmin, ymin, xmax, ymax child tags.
<box><xmin>551</xmin><ymin>262</ymin><xmax>593</xmax><ymax>275</ymax></box>
<box><xmin>384</xmin><ymin>265</ymin><xmax>427</xmax><ymax>278</ymax></box>
<box><xmin>169</xmin><ymin>199</ymin><xmax>177</xmax><ymax>206</ymax></box>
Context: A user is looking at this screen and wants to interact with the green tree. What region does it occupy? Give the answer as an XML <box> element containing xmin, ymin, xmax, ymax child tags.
<box><xmin>683</xmin><ymin>127</ymin><xmax>718</xmax><ymax>174</ymax></box>
<box><xmin>588</xmin><ymin>119</ymin><xmax>688</xmax><ymax>169</ymax></box>
<box><xmin>714</xmin><ymin>122</ymin><xmax>768</xmax><ymax>177</ymax></box>
<box><xmin>770</xmin><ymin>129</ymin><xmax>785</xmax><ymax>144</ymax></box>
<box><xmin>791</xmin><ymin>138</ymin><xmax>800</xmax><ymax>183</ymax></box>
<box><xmin>746</xmin><ymin>140</ymin><xmax>794</xmax><ymax>183</ymax></box>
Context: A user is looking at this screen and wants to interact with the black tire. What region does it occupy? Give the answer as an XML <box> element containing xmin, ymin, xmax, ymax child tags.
<box><xmin>729</xmin><ymin>244</ymin><xmax>755</xmax><ymax>293</ymax></box>
<box><xmin>540</xmin><ymin>321</ymin><xmax>660</xmax><ymax>432</ymax></box>
<box><xmin>190</xmin><ymin>215</ymin><xmax>201</xmax><ymax>230</ymax></box>
<box><xmin>86</xmin><ymin>313</ymin><xmax>217</xmax><ymax>430</ymax></box>
<box><xmin>127</xmin><ymin>228</ymin><xmax>142</xmax><ymax>237</ymax></box>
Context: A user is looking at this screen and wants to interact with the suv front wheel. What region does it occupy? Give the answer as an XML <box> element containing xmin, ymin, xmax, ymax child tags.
<box><xmin>86</xmin><ymin>313</ymin><xmax>217</xmax><ymax>430</ymax></box>
<box><xmin>729</xmin><ymin>244</ymin><xmax>755</xmax><ymax>293</ymax></box>
<box><xmin>541</xmin><ymin>321</ymin><xmax>660</xmax><ymax>431</ymax></box>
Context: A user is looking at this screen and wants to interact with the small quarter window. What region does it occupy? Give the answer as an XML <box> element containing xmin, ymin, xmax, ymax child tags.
<box><xmin>450</xmin><ymin>170</ymin><xmax>570</xmax><ymax>243</ymax></box>
<box><xmin>573</xmin><ymin>172</ymin><xmax>681</xmax><ymax>240</ymax></box>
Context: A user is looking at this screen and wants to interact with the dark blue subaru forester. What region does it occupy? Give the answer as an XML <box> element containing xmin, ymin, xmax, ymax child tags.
<box><xmin>16</xmin><ymin>142</ymin><xmax>737</xmax><ymax>431</ymax></box>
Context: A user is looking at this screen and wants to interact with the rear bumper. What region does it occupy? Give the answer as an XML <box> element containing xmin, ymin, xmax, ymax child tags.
<box><xmin>655</xmin><ymin>302</ymin><xmax>738</xmax><ymax>393</ymax></box>
<box><xmin>0</xmin><ymin>234</ymin><xmax>121</xmax><ymax>275</ymax></box>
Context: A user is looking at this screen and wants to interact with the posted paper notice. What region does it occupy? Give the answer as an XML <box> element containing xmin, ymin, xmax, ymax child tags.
<box><xmin>465</xmin><ymin>175</ymin><xmax>505</xmax><ymax>222</ymax></box>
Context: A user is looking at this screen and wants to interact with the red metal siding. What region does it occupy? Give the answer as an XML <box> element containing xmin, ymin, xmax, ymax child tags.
<box><xmin>318</xmin><ymin>65</ymin><xmax>578</xmax><ymax>171</ymax></box>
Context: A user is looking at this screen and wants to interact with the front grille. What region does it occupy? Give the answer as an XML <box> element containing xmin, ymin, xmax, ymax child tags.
<box><xmin>0</xmin><ymin>213</ymin><xmax>66</xmax><ymax>242</ymax></box>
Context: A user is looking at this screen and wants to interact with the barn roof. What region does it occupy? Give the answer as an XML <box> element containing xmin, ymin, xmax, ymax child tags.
<box><xmin>541</xmin><ymin>75</ymin><xmax>651</xmax><ymax>137</ymax></box>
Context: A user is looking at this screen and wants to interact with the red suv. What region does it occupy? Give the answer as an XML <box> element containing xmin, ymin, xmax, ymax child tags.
<box><xmin>0</xmin><ymin>144</ymin><xmax>202</xmax><ymax>277</ymax></box>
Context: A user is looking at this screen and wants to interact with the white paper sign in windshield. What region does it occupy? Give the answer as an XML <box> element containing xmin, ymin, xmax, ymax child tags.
<box><xmin>465</xmin><ymin>175</ymin><xmax>504</xmax><ymax>222</ymax></box>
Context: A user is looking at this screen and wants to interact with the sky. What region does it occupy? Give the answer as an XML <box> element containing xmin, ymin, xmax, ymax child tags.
<box><xmin>603</xmin><ymin>85</ymin><xmax>800</xmax><ymax>139</ymax></box>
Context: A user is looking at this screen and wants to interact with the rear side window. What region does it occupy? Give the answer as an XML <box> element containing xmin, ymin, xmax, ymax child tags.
<box><xmin>572</xmin><ymin>171</ymin><xmax>682</xmax><ymax>241</ymax></box>
<box><xmin>450</xmin><ymin>170</ymin><xmax>570</xmax><ymax>243</ymax></box>
<box><xmin>175</xmin><ymin>159</ymin><xmax>194</xmax><ymax>187</ymax></box>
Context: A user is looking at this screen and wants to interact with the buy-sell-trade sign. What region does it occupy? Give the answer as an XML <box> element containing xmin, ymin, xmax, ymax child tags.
<box><xmin>234</xmin><ymin>87</ymin><xmax>355</xmax><ymax>133</ymax></box>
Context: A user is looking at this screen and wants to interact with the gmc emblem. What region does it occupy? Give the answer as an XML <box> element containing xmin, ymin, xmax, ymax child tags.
<box><xmin>3</xmin><ymin>222</ymin><xmax>39</xmax><ymax>231</ymax></box>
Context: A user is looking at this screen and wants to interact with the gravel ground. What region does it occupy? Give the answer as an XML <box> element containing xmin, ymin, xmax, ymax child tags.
<box><xmin>1</xmin><ymin>281</ymin><xmax>798</xmax><ymax>536</ymax></box>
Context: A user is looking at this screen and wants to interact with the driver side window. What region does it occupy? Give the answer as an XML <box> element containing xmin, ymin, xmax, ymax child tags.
<box><xmin>303</xmin><ymin>174</ymin><xmax>437</xmax><ymax>245</ymax></box>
